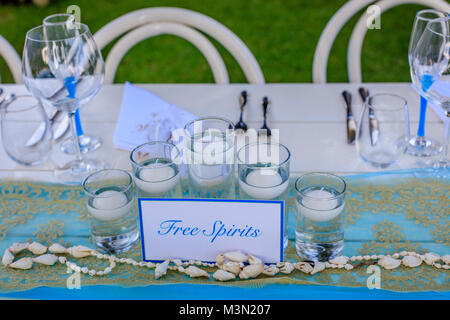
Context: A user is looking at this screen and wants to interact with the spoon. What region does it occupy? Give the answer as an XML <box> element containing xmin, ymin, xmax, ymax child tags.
<box><xmin>231</xmin><ymin>91</ymin><xmax>248</xmax><ymax>131</ymax></box>
<box><xmin>259</xmin><ymin>97</ymin><xmax>271</xmax><ymax>136</ymax></box>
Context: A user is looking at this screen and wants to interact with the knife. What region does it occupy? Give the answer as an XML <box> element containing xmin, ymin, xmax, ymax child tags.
<box><xmin>359</xmin><ymin>87</ymin><xmax>379</xmax><ymax>146</ymax></box>
<box><xmin>342</xmin><ymin>91</ymin><xmax>356</xmax><ymax>144</ymax></box>
<box><xmin>25</xmin><ymin>109</ymin><xmax>67</xmax><ymax>147</ymax></box>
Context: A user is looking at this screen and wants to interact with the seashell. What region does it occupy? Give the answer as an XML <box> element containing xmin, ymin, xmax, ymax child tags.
<box><xmin>33</xmin><ymin>254</ymin><xmax>58</xmax><ymax>266</ymax></box>
<box><xmin>329</xmin><ymin>256</ymin><xmax>348</xmax><ymax>265</ymax></box>
<box><xmin>442</xmin><ymin>254</ymin><xmax>450</xmax><ymax>265</ymax></box>
<box><xmin>2</xmin><ymin>249</ymin><xmax>14</xmax><ymax>266</ymax></box>
<box><xmin>28</xmin><ymin>242</ymin><xmax>47</xmax><ymax>255</ymax></box>
<box><xmin>378</xmin><ymin>256</ymin><xmax>401</xmax><ymax>270</ymax></box>
<box><xmin>344</xmin><ymin>264</ymin><xmax>353</xmax><ymax>270</ymax></box>
<box><xmin>48</xmin><ymin>243</ymin><xmax>67</xmax><ymax>254</ymax></box>
<box><xmin>263</xmin><ymin>265</ymin><xmax>279</xmax><ymax>276</ymax></box>
<box><xmin>224</xmin><ymin>251</ymin><xmax>248</xmax><ymax>263</ymax></box>
<box><xmin>423</xmin><ymin>252</ymin><xmax>440</xmax><ymax>265</ymax></box>
<box><xmin>183</xmin><ymin>266</ymin><xmax>210</xmax><ymax>278</ymax></box>
<box><xmin>280</xmin><ymin>262</ymin><xmax>295</xmax><ymax>274</ymax></box>
<box><xmin>155</xmin><ymin>259</ymin><xmax>170</xmax><ymax>279</ymax></box>
<box><xmin>9</xmin><ymin>242</ymin><xmax>29</xmax><ymax>254</ymax></box>
<box><xmin>402</xmin><ymin>255</ymin><xmax>422</xmax><ymax>268</ymax></box>
<box><xmin>294</xmin><ymin>262</ymin><xmax>313</xmax><ymax>274</ymax></box>
<box><xmin>310</xmin><ymin>261</ymin><xmax>325</xmax><ymax>275</ymax></box>
<box><xmin>8</xmin><ymin>257</ymin><xmax>33</xmax><ymax>270</ymax></box>
<box><xmin>220</xmin><ymin>261</ymin><xmax>241</xmax><ymax>276</ymax></box>
<box><xmin>216</xmin><ymin>254</ymin><xmax>226</xmax><ymax>266</ymax></box>
<box><xmin>67</xmin><ymin>245</ymin><xmax>93</xmax><ymax>258</ymax></box>
<box><xmin>248</xmin><ymin>254</ymin><xmax>262</xmax><ymax>265</ymax></box>
<box><xmin>213</xmin><ymin>269</ymin><xmax>236</xmax><ymax>282</ymax></box>
<box><xmin>171</xmin><ymin>259</ymin><xmax>182</xmax><ymax>267</ymax></box>
<box><xmin>239</xmin><ymin>263</ymin><xmax>264</xmax><ymax>280</ymax></box>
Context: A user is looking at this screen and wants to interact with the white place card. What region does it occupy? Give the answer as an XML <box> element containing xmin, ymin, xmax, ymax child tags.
<box><xmin>138</xmin><ymin>199</ymin><xmax>284</xmax><ymax>263</ymax></box>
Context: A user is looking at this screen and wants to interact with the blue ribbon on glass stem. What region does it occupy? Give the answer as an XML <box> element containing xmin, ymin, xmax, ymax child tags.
<box><xmin>64</xmin><ymin>76</ymin><xmax>84</xmax><ymax>136</ymax></box>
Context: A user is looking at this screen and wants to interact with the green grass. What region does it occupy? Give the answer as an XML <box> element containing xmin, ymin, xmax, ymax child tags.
<box><xmin>0</xmin><ymin>0</ymin><xmax>427</xmax><ymax>83</ymax></box>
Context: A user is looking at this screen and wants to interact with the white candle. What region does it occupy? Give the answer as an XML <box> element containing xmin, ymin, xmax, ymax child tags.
<box><xmin>189</xmin><ymin>136</ymin><xmax>233</xmax><ymax>188</ymax></box>
<box><xmin>297</xmin><ymin>189</ymin><xmax>345</xmax><ymax>222</ymax></box>
<box><xmin>87</xmin><ymin>190</ymin><xmax>133</xmax><ymax>222</ymax></box>
<box><xmin>239</xmin><ymin>169</ymin><xmax>288</xmax><ymax>200</ymax></box>
<box><xmin>135</xmin><ymin>164</ymin><xmax>180</xmax><ymax>194</ymax></box>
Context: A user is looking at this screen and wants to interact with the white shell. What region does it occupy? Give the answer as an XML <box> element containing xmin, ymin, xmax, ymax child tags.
<box><xmin>9</xmin><ymin>242</ymin><xmax>29</xmax><ymax>254</ymax></box>
<box><xmin>28</xmin><ymin>242</ymin><xmax>47</xmax><ymax>255</ymax></box>
<box><xmin>402</xmin><ymin>255</ymin><xmax>422</xmax><ymax>268</ymax></box>
<box><xmin>263</xmin><ymin>265</ymin><xmax>279</xmax><ymax>276</ymax></box>
<box><xmin>248</xmin><ymin>254</ymin><xmax>262</xmax><ymax>265</ymax></box>
<box><xmin>224</xmin><ymin>251</ymin><xmax>248</xmax><ymax>263</ymax></box>
<box><xmin>8</xmin><ymin>257</ymin><xmax>33</xmax><ymax>270</ymax></box>
<box><xmin>33</xmin><ymin>254</ymin><xmax>58</xmax><ymax>266</ymax></box>
<box><xmin>216</xmin><ymin>254</ymin><xmax>226</xmax><ymax>266</ymax></box>
<box><xmin>329</xmin><ymin>256</ymin><xmax>348</xmax><ymax>265</ymax></box>
<box><xmin>171</xmin><ymin>259</ymin><xmax>182</xmax><ymax>267</ymax></box>
<box><xmin>239</xmin><ymin>263</ymin><xmax>264</xmax><ymax>279</ymax></box>
<box><xmin>423</xmin><ymin>252</ymin><xmax>440</xmax><ymax>264</ymax></box>
<box><xmin>220</xmin><ymin>261</ymin><xmax>241</xmax><ymax>276</ymax></box>
<box><xmin>378</xmin><ymin>256</ymin><xmax>401</xmax><ymax>270</ymax></box>
<box><xmin>48</xmin><ymin>243</ymin><xmax>67</xmax><ymax>254</ymax></box>
<box><xmin>67</xmin><ymin>245</ymin><xmax>93</xmax><ymax>258</ymax></box>
<box><xmin>155</xmin><ymin>259</ymin><xmax>170</xmax><ymax>279</ymax></box>
<box><xmin>2</xmin><ymin>249</ymin><xmax>14</xmax><ymax>266</ymax></box>
<box><xmin>311</xmin><ymin>261</ymin><xmax>326</xmax><ymax>275</ymax></box>
<box><xmin>280</xmin><ymin>262</ymin><xmax>295</xmax><ymax>274</ymax></box>
<box><xmin>442</xmin><ymin>254</ymin><xmax>450</xmax><ymax>265</ymax></box>
<box><xmin>183</xmin><ymin>266</ymin><xmax>210</xmax><ymax>278</ymax></box>
<box><xmin>344</xmin><ymin>264</ymin><xmax>354</xmax><ymax>270</ymax></box>
<box><xmin>294</xmin><ymin>262</ymin><xmax>313</xmax><ymax>274</ymax></box>
<box><xmin>213</xmin><ymin>269</ymin><xmax>236</xmax><ymax>281</ymax></box>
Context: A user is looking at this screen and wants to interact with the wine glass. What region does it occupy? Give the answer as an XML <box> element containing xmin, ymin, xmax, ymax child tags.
<box><xmin>22</xmin><ymin>23</ymin><xmax>106</xmax><ymax>182</ymax></box>
<box><xmin>43</xmin><ymin>13</ymin><xmax>103</xmax><ymax>155</ymax></box>
<box><xmin>411</xmin><ymin>16</ymin><xmax>450</xmax><ymax>170</ymax></box>
<box><xmin>407</xmin><ymin>10</ymin><xmax>447</xmax><ymax>157</ymax></box>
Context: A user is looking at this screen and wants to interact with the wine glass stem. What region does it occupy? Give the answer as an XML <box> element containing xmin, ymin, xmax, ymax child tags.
<box><xmin>439</xmin><ymin>114</ymin><xmax>449</xmax><ymax>165</ymax></box>
<box><xmin>417</xmin><ymin>96</ymin><xmax>427</xmax><ymax>137</ymax></box>
<box><xmin>68</xmin><ymin>111</ymin><xmax>83</xmax><ymax>162</ymax></box>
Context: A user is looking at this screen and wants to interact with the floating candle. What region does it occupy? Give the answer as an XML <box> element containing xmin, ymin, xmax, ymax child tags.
<box><xmin>239</xmin><ymin>169</ymin><xmax>288</xmax><ymax>200</ymax></box>
<box><xmin>297</xmin><ymin>189</ymin><xmax>345</xmax><ymax>222</ymax></box>
<box><xmin>135</xmin><ymin>164</ymin><xmax>180</xmax><ymax>195</ymax></box>
<box><xmin>87</xmin><ymin>190</ymin><xmax>133</xmax><ymax>222</ymax></box>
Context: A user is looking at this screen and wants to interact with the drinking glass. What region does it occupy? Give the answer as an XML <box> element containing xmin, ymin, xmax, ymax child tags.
<box><xmin>407</xmin><ymin>10</ymin><xmax>447</xmax><ymax>157</ymax></box>
<box><xmin>237</xmin><ymin>142</ymin><xmax>290</xmax><ymax>248</ymax></box>
<box><xmin>295</xmin><ymin>173</ymin><xmax>346</xmax><ymax>261</ymax></box>
<box><xmin>83</xmin><ymin>169</ymin><xmax>138</xmax><ymax>254</ymax></box>
<box><xmin>0</xmin><ymin>95</ymin><xmax>52</xmax><ymax>166</ymax></box>
<box><xmin>184</xmin><ymin>117</ymin><xmax>235</xmax><ymax>198</ymax></box>
<box><xmin>43</xmin><ymin>13</ymin><xmax>103</xmax><ymax>155</ymax></box>
<box><xmin>411</xmin><ymin>16</ymin><xmax>450</xmax><ymax>170</ymax></box>
<box><xmin>130</xmin><ymin>141</ymin><xmax>181</xmax><ymax>198</ymax></box>
<box><xmin>356</xmin><ymin>94</ymin><xmax>410</xmax><ymax>168</ymax></box>
<box><xmin>22</xmin><ymin>23</ymin><xmax>105</xmax><ymax>183</ymax></box>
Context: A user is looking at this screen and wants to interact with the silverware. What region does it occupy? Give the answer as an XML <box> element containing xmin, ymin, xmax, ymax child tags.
<box><xmin>259</xmin><ymin>97</ymin><xmax>271</xmax><ymax>136</ymax></box>
<box><xmin>53</xmin><ymin>114</ymin><xmax>70</xmax><ymax>141</ymax></box>
<box><xmin>0</xmin><ymin>93</ymin><xmax>17</xmax><ymax>110</ymax></box>
<box><xmin>233</xmin><ymin>90</ymin><xmax>248</xmax><ymax>131</ymax></box>
<box><xmin>359</xmin><ymin>87</ymin><xmax>379</xmax><ymax>146</ymax></box>
<box><xmin>342</xmin><ymin>91</ymin><xmax>356</xmax><ymax>144</ymax></box>
<box><xmin>26</xmin><ymin>109</ymin><xmax>62</xmax><ymax>147</ymax></box>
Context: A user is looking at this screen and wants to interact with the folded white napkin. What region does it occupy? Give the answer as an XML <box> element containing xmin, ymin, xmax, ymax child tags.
<box><xmin>113</xmin><ymin>82</ymin><xmax>197</xmax><ymax>151</ymax></box>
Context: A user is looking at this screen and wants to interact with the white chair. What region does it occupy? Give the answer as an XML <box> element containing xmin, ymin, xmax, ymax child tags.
<box><xmin>0</xmin><ymin>35</ymin><xmax>22</xmax><ymax>83</ymax></box>
<box><xmin>94</xmin><ymin>7</ymin><xmax>265</xmax><ymax>84</ymax></box>
<box><xmin>313</xmin><ymin>0</ymin><xmax>450</xmax><ymax>83</ymax></box>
